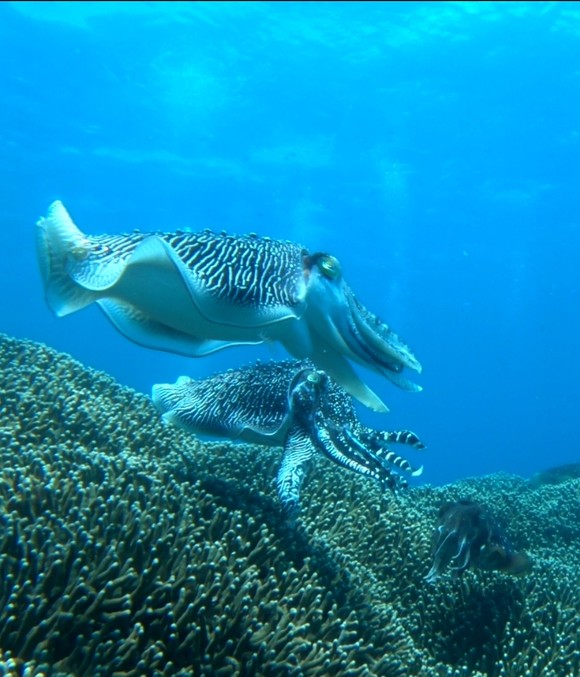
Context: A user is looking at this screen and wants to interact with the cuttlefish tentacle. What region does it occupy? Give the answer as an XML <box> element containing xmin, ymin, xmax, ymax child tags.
<box><xmin>37</xmin><ymin>201</ymin><xmax>421</xmax><ymax>411</ymax></box>
<box><xmin>341</xmin><ymin>426</ymin><xmax>425</xmax><ymax>478</ymax></box>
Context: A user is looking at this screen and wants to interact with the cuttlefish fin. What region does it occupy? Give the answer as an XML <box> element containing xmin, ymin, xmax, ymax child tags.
<box><xmin>98</xmin><ymin>298</ymin><xmax>263</xmax><ymax>357</ymax></box>
<box><xmin>70</xmin><ymin>233</ymin><xmax>173</xmax><ymax>291</ymax></box>
<box><xmin>36</xmin><ymin>201</ymin><xmax>187</xmax><ymax>316</ymax></box>
<box><xmin>36</xmin><ymin>200</ymin><xmax>100</xmax><ymax>316</ymax></box>
<box><xmin>310</xmin><ymin>344</ymin><xmax>389</xmax><ymax>413</ymax></box>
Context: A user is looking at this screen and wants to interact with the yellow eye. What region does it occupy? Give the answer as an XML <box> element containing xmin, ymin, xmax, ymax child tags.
<box><xmin>319</xmin><ymin>255</ymin><xmax>340</xmax><ymax>279</ymax></box>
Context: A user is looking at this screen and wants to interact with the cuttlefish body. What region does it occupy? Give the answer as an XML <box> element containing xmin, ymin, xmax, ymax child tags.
<box><xmin>36</xmin><ymin>201</ymin><xmax>421</xmax><ymax>411</ymax></box>
<box><xmin>152</xmin><ymin>359</ymin><xmax>426</xmax><ymax>516</ymax></box>
<box><xmin>425</xmin><ymin>499</ymin><xmax>532</xmax><ymax>583</ymax></box>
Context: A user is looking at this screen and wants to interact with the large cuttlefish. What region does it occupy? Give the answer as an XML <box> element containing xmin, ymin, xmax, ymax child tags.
<box><xmin>36</xmin><ymin>201</ymin><xmax>422</xmax><ymax>411</ymax></box>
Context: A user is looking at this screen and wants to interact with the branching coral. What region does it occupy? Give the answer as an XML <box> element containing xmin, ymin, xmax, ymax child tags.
<box><xmin>0</xmin><ymin>333</ymin><xmax>578</xmax><ymax>676</ymax></box>
<box><xmin>0</xmin><ymin>334</ymin><xmax>415</xmax><ymax>676</ymax></box>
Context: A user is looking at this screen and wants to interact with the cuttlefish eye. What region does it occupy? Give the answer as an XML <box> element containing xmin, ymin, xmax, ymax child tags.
<box><xmin>319</xmin><ymin>255</ymin><xmax>341</xmax><ymax>280</ymax></box>
<box><xmin>289</xmin><ymin>368</ymin><xmax>324</xmax><ymax>396</ymax></box>
<box><xmin>307</xmin><ymin>372</ymin><xmax>321</xmax><ymax>384</ymax></box>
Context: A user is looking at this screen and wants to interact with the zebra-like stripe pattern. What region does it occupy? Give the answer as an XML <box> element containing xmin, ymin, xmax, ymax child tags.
<box><xmin>381</xmin><ymin>430</ymin><xmax>426</xmax><ymax>449</ymax></box>
<box><xmin>74</xmin><ymin>229</ymin><xmax>308</xmax><ymax>309</ymax></box>
<box><xmin>315</xmin><ymin>425</ymin><xmax>384</xmax><ymax>484</ymax></box>
<box><xmin>156</xmin><ymin>363</ymin><xmax>305</xmax><ymax>436</ymax></box>
<box><xmin>68</xmin><ymin>233</ymin><xmax>147</xmax><ymax>289</ymax></box>
<box><xmin>276</xmin><ymin>425</ymin><xmax>317</xmax><ymax>515</ymax></box>
<box><xmin>339</xmin><ymin>425</ymin><xmax>415</xmax><ymax>477</ymax></box>
<box><xmin>166</xmin><ymin>231</ymin><xmax>307</xmax><ymax>308</ymax></box>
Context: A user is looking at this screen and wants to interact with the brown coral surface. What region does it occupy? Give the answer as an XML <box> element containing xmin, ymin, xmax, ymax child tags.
<box><xmin>0</xmin><ymin>334</ymin><xmax>578</xmax><ymax>676</ymax></box>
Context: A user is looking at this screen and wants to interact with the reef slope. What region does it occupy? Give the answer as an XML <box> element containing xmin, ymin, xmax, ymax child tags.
<box><xmin>0</xmin><ymin>334</ymin><xmax>578</xmax><ymax>676</ymax></box>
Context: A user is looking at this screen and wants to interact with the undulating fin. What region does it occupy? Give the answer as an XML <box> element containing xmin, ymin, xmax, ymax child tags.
<box><xmin>68</xmin><ymin>233</ymin><xmax>152</xmax><ymax>291</ymax></box>
<box><xmin>35</xmin><ymin>200</ymin><xmax>99</xmax><ymax>316</ymax></box>
<box><xmin>98</xmin><ymin>299</ymin><xmax>260</xmax><ymax>357</ymax></box>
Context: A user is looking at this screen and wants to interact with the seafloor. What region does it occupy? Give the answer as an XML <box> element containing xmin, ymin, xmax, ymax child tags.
<box><xmin>0</xmin><ymin>333</ymin><xmax>578</xmax><ymax>676</ymax></box>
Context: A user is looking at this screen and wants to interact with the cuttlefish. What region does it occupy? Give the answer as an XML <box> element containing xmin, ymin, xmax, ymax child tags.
<box><xmin>152</xmin><ymin>359</ymin><xmax>426</xmax><ymax>516</ymax></box>
<box><xmin>425</xmin><ymin>499</ymin><xmax>532</xmax><ymax>583</ymax></box>
<box><xmin>36</xmin><ymin>201</ymin><xmax>422</xmax><ymax>411</ymax></box>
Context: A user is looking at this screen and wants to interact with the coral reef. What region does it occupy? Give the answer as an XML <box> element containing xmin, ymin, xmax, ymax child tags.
<box><xmin>528</xmin><ymin>461</ymin><xmax>580</xmax><ymax>488</ymax></box>
<box><xmin>0</xmin><ymin>333</ymin><xmax>578</xmax><ymax>676</ymax></box>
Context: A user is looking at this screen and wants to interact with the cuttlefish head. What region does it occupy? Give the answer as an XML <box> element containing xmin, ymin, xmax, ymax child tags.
<box><xmin>301</xmin><ymin>252</ymin><xmax>422</xmax><ymax>411</ymax></box>
<box><xmin>287</xmin><ymin>367</ymin><xmax>329</xmax><ymax>428</ymax></box>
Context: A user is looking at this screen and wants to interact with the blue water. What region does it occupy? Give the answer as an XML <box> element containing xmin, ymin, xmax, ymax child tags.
<box><xmin>1</xmin><ymin>1</ymin><xmax>579</xmax><ymax>486</ymax></box>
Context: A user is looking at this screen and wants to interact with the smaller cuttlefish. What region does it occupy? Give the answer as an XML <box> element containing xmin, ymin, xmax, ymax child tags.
<box><xmin>152</xmin><ymin>359</ymin><xmax>426</xmax><ymax>517</ymax></box>
<box><xmin>425</xmin><ymin>499</ymin><xmax>532</xmax><ymax>583</ymax></box>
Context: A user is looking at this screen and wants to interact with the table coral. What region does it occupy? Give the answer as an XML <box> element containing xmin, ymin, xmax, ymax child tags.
<box><xmin>0</xmin><ymin>334</ymin><xmax>578</xmax><ymax>676</ymax></box>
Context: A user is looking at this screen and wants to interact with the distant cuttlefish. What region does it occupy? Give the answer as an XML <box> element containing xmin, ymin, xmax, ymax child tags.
<box><xmin>36</xmin><ymin>201</ymin><xmax>422</xmax><ymax>412</ymax></box>
<box><xmin>425</xmin><ymin>499</ymin><xmax>532</xmax><ymax>583</ymax></box>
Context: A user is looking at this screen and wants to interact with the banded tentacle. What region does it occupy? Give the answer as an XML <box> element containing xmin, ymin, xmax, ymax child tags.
<box><xmin>377</xmin><ymin>429</ymin><xmax>426</xmax><ymax>449</ymax></box>
<box><xmin>314</xmin><ymin>423</ymin><xmax>388</xmax><ymax>487</ymax></box>
<box><xmin>314</xmin><ymin>417</ymin><xmax>409</xmax><ymax>492</ymax></box>
<box><xmin>342</xmin><ymin>427</ymin><xmax>424</xmax><ymax>478</ymax></box>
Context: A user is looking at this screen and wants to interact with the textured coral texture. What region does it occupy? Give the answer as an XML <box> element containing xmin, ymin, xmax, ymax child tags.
<box><xmin>0</xmin><ymin>333</ymin><xmax>578</xmax><ymax>676</ymax></box>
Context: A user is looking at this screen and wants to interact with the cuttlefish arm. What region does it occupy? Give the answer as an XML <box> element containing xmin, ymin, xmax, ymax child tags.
<box><xmin>344</xmin><ymin>284</ymin><xmax>423</xmax><ymax>381</ymax></box>
<box><xmin>307</xmin><ymin>342</ymin><xmax>390</xmax><ymax>413</ymax></box>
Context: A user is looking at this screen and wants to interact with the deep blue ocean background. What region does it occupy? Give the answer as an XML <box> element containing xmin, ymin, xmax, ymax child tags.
<box><xmin>1</xmin><ymin>1</ymin><xmax>579</xmax><ymax>487</ymax></box>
